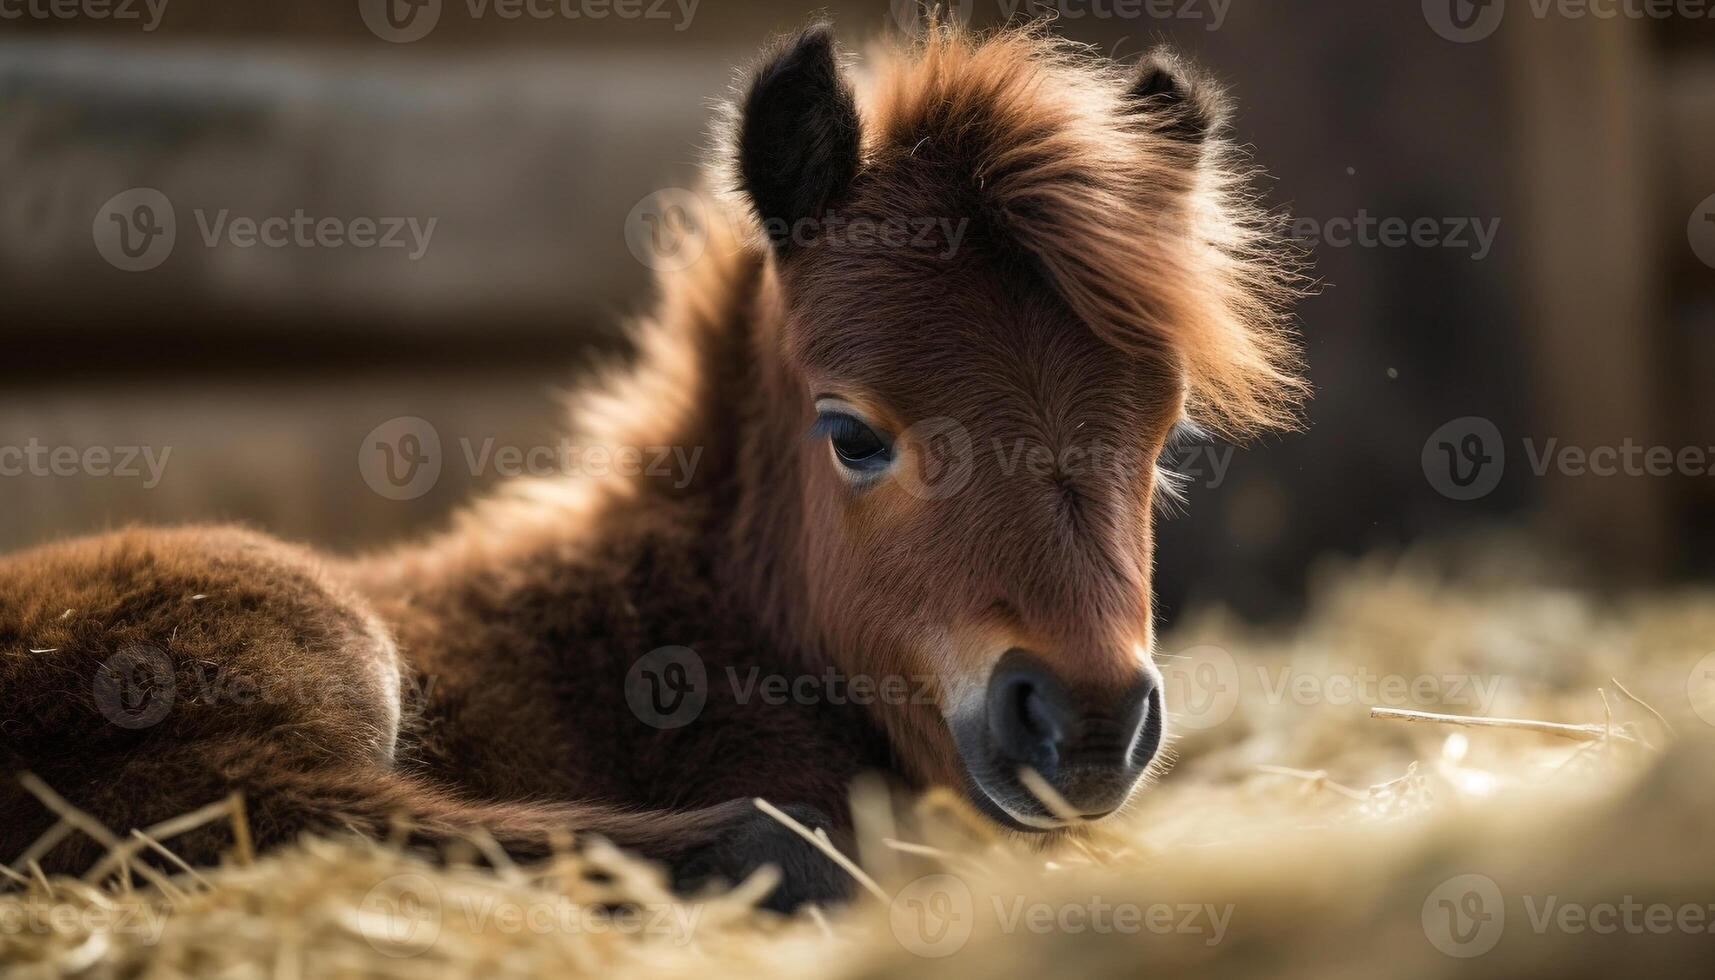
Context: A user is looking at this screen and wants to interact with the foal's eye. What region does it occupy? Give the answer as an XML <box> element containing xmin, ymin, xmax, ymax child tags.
<box><xmin>811</xmin><ymin>411</ymin><xmax>893</xmax><ymax>475</ymax></box>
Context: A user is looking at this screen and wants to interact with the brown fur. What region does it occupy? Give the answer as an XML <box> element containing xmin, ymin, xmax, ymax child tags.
<box><xmin>0</xmin><ymin>23</ymin><xmax>1303</xmax><ymax>897</ymax></box>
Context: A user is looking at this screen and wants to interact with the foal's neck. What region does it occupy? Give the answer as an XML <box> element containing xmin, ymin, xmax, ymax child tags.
<box><xmin>706</xmin><ymin>258</ymin><xmax>820</xmax><ymax>666</ymax></box>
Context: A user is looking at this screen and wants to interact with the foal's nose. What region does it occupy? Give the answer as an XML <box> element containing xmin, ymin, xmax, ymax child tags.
<box><xmin>985</xmin><ymin>647</ymin><xmax>1161</xmax><ymax>818</ymax></box>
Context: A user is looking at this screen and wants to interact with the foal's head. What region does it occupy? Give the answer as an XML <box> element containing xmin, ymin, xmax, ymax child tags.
<box><xmin>732</xmin><ymin>24</ymin><xmax>1304</xmax><ymax>830</ymax></box>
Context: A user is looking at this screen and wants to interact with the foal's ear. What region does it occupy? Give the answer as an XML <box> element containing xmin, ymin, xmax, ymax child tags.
<box><xmin>1125</xmin><ymin>47</ymin><xmax>1229</xmax><ymax>157</ymax></box>
<box><xmin>737</xmin><ymin>24</ymin><xmax>862</xmax><ymax>252</ymax></box>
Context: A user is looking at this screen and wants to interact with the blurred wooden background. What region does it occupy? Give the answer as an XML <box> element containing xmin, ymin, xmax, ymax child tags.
<box><xmin>2</xmin><ymin>1</ymin><xmax>1711</xmax><ymax>618</ymax></box>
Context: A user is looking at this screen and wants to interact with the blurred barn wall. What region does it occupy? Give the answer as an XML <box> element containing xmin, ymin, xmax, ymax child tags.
<box><xmin>2</xmin><ymin>1</ymin><xmax>1712</xmax><ymax>619</ymax></box>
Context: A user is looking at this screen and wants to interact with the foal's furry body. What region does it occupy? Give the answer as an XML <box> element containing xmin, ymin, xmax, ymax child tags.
<box><xmin>1</xmin><ymin>234</ymin><xmax>872</xmax><ymax>902</ymax></box>
<box><xmin>0</xmin><ymin>24</ymin><xmax>1302</xmax><ymax>908</ymax></box>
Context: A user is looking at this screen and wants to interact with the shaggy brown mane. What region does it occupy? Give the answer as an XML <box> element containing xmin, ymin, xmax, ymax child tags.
<box><xmin>715</xmin><ymin>22</ymin><xmax>1308</xmax><ymax>438</ymax></box>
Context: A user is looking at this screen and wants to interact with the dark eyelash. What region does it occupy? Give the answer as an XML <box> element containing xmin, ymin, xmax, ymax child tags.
<box><xmin>807</xmin><ymin>412</ymin><xmax>889</xmax><ymax>447</ymax></box>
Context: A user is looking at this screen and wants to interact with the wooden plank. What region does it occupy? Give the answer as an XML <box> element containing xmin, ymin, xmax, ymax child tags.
<box><xmin>1502</xmin><ymin>15</ymin><xmax>1671</xmax><ymax>575</ymax></box>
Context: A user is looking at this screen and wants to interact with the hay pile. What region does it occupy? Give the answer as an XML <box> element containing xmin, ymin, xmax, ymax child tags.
<box><xmin>6</xmin><ymin>543</ymin><xmax>1715</xmax><ymax>978</ymax></box>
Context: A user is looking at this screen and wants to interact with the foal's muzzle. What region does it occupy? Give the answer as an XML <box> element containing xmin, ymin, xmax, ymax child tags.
<box><xmin>957</xmin><ymin>647</ymin><xmax>1163</xmax><ymax>829</ymax></box>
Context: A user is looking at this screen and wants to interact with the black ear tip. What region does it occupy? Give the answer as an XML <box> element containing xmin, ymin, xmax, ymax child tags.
<box><xmin>796</xmin><ymin>21</ymin><xmax>837</xmax><ymax>55</ymax></box>
<box><xmin>737</xmin><ymin>21</ymin><xmax>862</xmax><ymax>252</ymax></box>
<box><xmin>1132</xmin><ymin>49</ymin><xmax>1187</xmax><ymax>101</ymax></box>
<box><xmin>758</xmin><ymin>22</ymin><xmax>838</xmax><ymax>83</ymax></box>
<box><xmin>742</xmin><ymin>23</ymin><xmax>841</xmax><ymax>119</ymax></box>
<box><xmin>1127</xmin><ymin>47</ymin><xmax>1227</xmax><ymax>142</ymax></box>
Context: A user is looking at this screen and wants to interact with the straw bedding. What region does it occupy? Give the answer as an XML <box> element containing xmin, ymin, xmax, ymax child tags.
<box><xmin>5</xmin><ymin>541</ymin><xmax>1714</xmax><ymax>978</ymax></box>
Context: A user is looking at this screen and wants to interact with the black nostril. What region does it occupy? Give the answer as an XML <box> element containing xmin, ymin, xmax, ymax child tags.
<box><xmin>1022</xmin><ymin>688</ymin><xmax>1062</xmax><ymax>742</ymax></box>
<box><xmin>987</xmin><ymin>649</ymin><xmax>1074</xmax><ymax>775</ymax></box>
